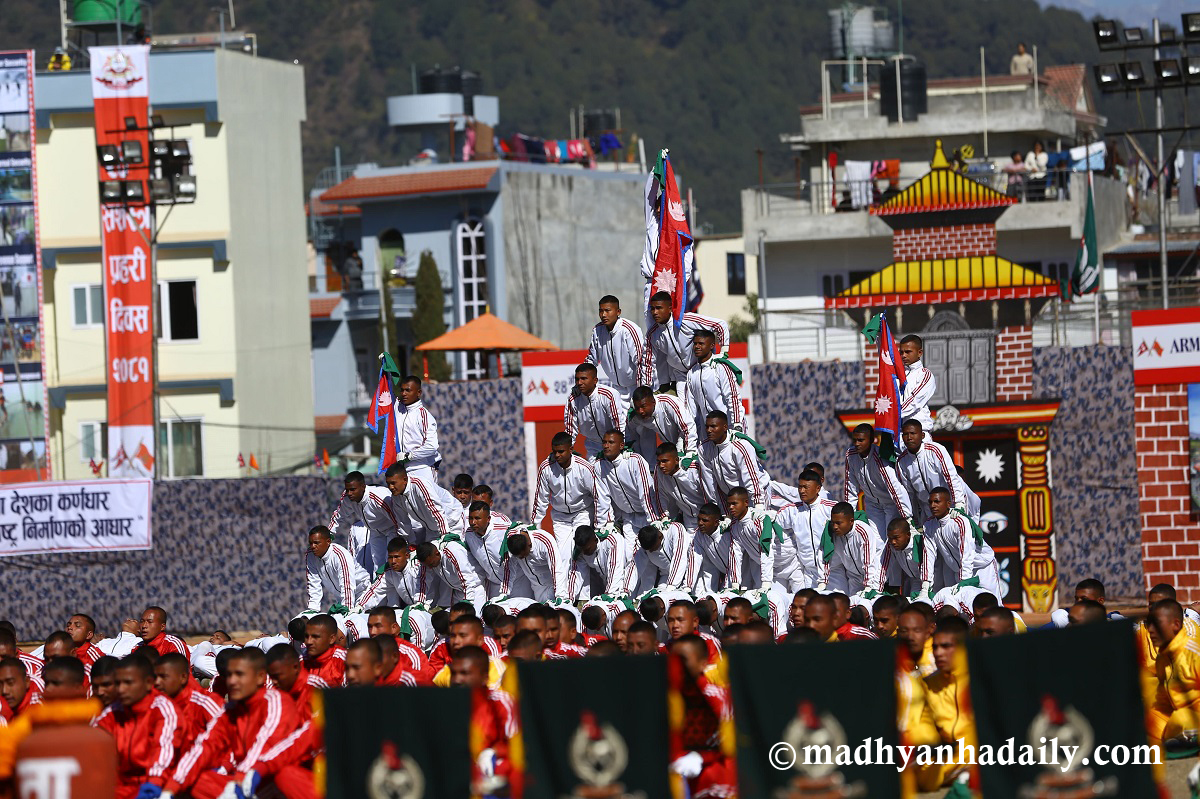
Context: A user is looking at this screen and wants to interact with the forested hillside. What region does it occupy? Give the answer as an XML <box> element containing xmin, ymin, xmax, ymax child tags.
<box><xmin>0</xmin><ymin>0</ymin><xmax>1155</xmax><ymax>230</ymax></box>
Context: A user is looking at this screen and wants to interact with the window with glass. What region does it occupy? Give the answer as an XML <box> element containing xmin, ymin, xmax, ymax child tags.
<box><xmin>455</xmin><ymin>219</ymin><xmax>488</xmax><ymax>378</ymax></box>
<box><xmin>726</xmin><ymin>253</ymin><xmax>746</xmax><ymax>296</ymax></box>
<box><xmin>158</xmin><ymin>418</ymin><xmax>203</xmax><ymax>477</ymax></box>
<box><xmin>80</xmin><ymin>421</ymin><xmax>107</xmax><ymax>462</ymax></box>
<box><xmin>72</xmin><ymin>285</ymin><xmax>104</xmax><ymax>327</ymax></box>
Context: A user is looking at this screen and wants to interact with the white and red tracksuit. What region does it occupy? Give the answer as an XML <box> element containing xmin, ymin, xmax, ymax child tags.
<box><xmin>627</xmin><ymin>393</ymin><xmax>697</xmax><ymax>457</ymax></box>
<box><xmin>503</xmin><ymin>531</ymin><xmax>569</xmax><ymax>602</ymax></box>
<box><xmin>689</xmin><ymin>520</ymin><xmax>734</xmax><ymax>595</ymax></box>
<box><xmin>530</xmin><ymin>453</ymin><xmax>609</xmax><ymax>556</ymax></box>
<box><xmin>357</xmin><ymin>557</ymin><xmax>426</xmax><ymax>609</ymax></box>
<box><xmin>93</xmin><ymin>689</ymin><xmax>179</xmax><ymax>798</ymax></box>
<box><xmin>626</xmin><ymin>521</ymin><xmax>694</xmax><ymax>595</ymax></box>
<box><xmin>843</xmin><ymin>445</ymin><xmax>911</xmax><ymax>539</ymax></box>
<box><xmin>699</xmin><ymin>434</ymin><xmax>771</xmax><ymax>512</ymax></box>
<box><xmin>897</xmin><ymin>439</ymin><xmax>971</xmax><ymax>523</ymax></box>
<box><xmin>570</xmin><ymin>530</ymin><xmax>631</xmax><ymax>600</ymax></box>
<box><xmin>306</xmin><ymin>542</ymin><xmax>372</xmax><ymax>611</ymax></box>
<box><xmin>727</xmin><ymin>508</ymin><xmax>803</xmax><ymax>592</ymax></box>
<box><xmin>303</xmin><ymin>646</ymin><xmax>346</xmax><ymax>688</ymax></box>
<box><xmin>169</xmin><ymin>683</ymin><xmax>223</xmax><ymax>756</ymax></box>
<box><xmin>900</xmin><ymin>359</ymin><xmax>936</xmax><ymax>433</ymax></box>
<box><xmin>587</xmin><ymin>317</ymin><xmax>653</xmax><ymax>400</ymax></box>
<box><xmin>389</xmin><ymin>475</ymin><xmax>466</xmax><ymax>546</ymax></box>
<box><xmin>924</xmin><ymin>511</ymin><xmax>1001</xmax><ymax>595</ymax></box>
<box><xmin>776</xmin><ymin>497</ymin><xmax>838</xmax><ymax>591</ymax></box>
<box><xmin>882</xmin><ymin>529</ymin><xmax>939</xmax><ymax>597</ymax></box>
<box><xmin>327</xmin><ymin>485</ymin><xmax>398</xmax><ymax>572</ymax></box>
<box><xmin>394</xmin><ymin>398</ymin><xmax>441</xmax><ymax>481</ymax></box>
<box><xmin>597</xmin><ymin>449</ymin><xmax>657</xmax><ymax>541</ymax></box>
<box><xmin>685</xmin><ymin>354</ymin><xmax>744</xmax><ymax>433</ymax></box>
<box><xmin>655</xmin><ymin>455</ymin><xmax>704</xmax><ymax>531</ymax></box>
<box><xmin>466</xmin><ymin>510</ymin><xmax>520</xmax><ymax>599</ymax></box>
<box><xmin>166</xmin><ymin>687</ymin><xmax>315</xmax><ymax>799</ymax></box>
<box><xmin>829</xmin><ymin>519</ymin><xmax>886</xmax><ymax>596</ymax></box>
<box><xmin>646</xmin><ymin>313</ymin><xmax>729</xmax><ymax>386</ymax></box>
<box><xmin>564</xmin><ymin>384</ymin><xmax>627</xmax><ymax>459</ymax></box>
<box><xmin>422</xmin><ymin>536</ymin><xmax>487</xmax><ymax>612</ymax></box>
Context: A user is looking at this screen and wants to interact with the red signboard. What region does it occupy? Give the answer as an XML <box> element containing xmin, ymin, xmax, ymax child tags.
<box><xmin>90</xmin><ymin>46</ymin><xmax>155</xmax><ymax>477</ymax></box>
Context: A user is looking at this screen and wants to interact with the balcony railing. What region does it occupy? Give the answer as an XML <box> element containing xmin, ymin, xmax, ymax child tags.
<box><xmin>752</xmin><ymin>170</ymin><xmax>1082</xmax><ymax>218</ymax></box>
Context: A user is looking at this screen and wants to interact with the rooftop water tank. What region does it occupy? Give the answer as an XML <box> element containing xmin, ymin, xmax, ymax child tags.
<box><xmin>73</xmin><ymin>0</ymin><xmax>142</xmax><ymax>27</ymax></box>
<box><xmin>880</xmin><ymin>57</ymin><xmax>926</xmax><ymax>123</ymax></box>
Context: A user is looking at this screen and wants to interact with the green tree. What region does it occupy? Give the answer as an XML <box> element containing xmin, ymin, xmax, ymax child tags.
<box><xmin>412</xmin><ymin>250</ymin><xmax>450</xmax><ymax>381</ymax></box>
<box><xmin>728</xmin><ymin>292</ymin><xmax>760</xmax><ymax>342</ymax></box>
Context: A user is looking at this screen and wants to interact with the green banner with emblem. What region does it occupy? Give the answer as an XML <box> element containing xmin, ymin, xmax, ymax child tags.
<box><xmin>323</xmin><ymin>685</ymin><xmax>472</xmax><ymax>799</ymax></box>
<box><xmin>727</xmin><ymin>639</ymin><xmax>903</xmax><ymax>798</ymax></box>
<box><xmin>515</xmin><ymin>657</ymin><xmax>672</xmax><ymax>799</ymax></box>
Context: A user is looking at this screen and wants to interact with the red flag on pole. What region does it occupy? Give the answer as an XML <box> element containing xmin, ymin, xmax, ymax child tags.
<box><xmin>237</xmin><ymin>453</ymin><xmax>245</xmax><ymax>468</ymax></box>
<box><xmin>249</xmin><ymin>454</ymin><xmax>260</xmax><ymax>471</ymax></box>
<box><xmin>648</xmin><ymin>149</ymin><xmax>695</xmax><ymax>331</ymax></box>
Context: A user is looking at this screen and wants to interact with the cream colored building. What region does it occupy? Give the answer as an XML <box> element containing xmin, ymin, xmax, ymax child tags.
<box><xmin>692</xmin><ymin>233</ymin><xmax>757</xmax><ymax>328</ymax></box>
<box><xmin>34</xmin><ymin>49</ymin><xmax>313</xmax><ymax>479</ymax></box>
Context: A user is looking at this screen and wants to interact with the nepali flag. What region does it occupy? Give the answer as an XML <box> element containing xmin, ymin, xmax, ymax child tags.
<box><xmin>863</xmin><ymin>312</ymin><xmax>907</xmax><ymax>463</ymax></box>
<box><xmin>647</xmin><ymin>149</ymin><xmax>695</xmax><ymax>330</ymax></box>
<box><xmin>368</xmin><ymin>352</ymin><xmax>403</xmax><ymax>473</ymax></box>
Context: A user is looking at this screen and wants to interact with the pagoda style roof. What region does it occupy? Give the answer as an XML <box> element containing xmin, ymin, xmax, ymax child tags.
<box><xmin>826</xmin><ymin>255</ymin><xmax>1059</xmax><ymax>309</ymax></box>
<box><xmin>871</xmin><ymin>140</ymin><xmax>1017</xmax><ymax>224</ymax></box>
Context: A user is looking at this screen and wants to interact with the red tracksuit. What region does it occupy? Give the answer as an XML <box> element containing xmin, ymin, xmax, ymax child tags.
<box><xmin>470</xmin><ymin>687</ymin><xmax>519</xmax><ymax>792</ymax></box>
<box><xmin>169</xmin><ymin>684</ymin><xmax>224</xmax><ymax>757</ymax></box>
<box><xmin>303</xmin><ymin>646</ymin><xmax>346</xmax><ymax>687</ymax></box>
<box><xmin>282</xmin><ymin>669</ymin><xmax>327</xmax><ymax>722</ymax></box>
<box><xmin>93</xmin><ymin>690</ymin><xmax>181</xmax><ymax>798</ymax></box>
<box><xmin>395</xmin><ymin>636</ymin><xmax>435</xmax><ymax>682</ymax></box>
<box><xmin>166</xmin><ymin>687</ymin><xmax>315</xmax><ymax>799</ymax></box>
<box><xmin>143</xmin><ymin>632</ymin><xmax>191</xmax><ymax>659</ymax></box>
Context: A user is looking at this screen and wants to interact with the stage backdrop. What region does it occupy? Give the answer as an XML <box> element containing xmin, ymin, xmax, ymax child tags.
<box><xmin>0</xmin><ymin>475</ymin><xmax>323</xmax><ymax>638</ymax></box>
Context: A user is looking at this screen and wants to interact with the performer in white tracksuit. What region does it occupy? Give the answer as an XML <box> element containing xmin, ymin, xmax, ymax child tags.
<box><xmin>698</xmin><ymin>411</ymin><xmax>773</xmax><ymax>512</ymax></box>
<box><xmin>724</xmin><ymin>489</ymin><xmax>803</xmax><ymax>592</ymax></box>
<box><xmin>897</xmin><ymin>420</ymin><xmax>972</xmax><ymax>523</ymax></box>
<box><xmin>826</xmin><ymin>504</ymin><xmax>886</xmax><ymax>599</ymax></box>
<box><xmin>690</xmin><ymin>504</ymin><xmax>734</xmax><ymax>595</ymax></box>
<box><xmin>843</xmin><ymin>424</ymin><xmax>912</xmax><ymax>540</ymax></box>
<box><xmin>465</xmin><ymin>501</ymin><xmax>528</xmax><ymax>599</ymax></box>
<box><xmin>644</xmin><ymin>290</ymin><xmax>730</xmax><ymax>392</ymax></box>
<box><xmin>357</xmin><ymin>537</ymin><xmax>427</xmax><ymax>609</ymax></box>
<box><xmin>587</xmin><ymin>296</ymin><xmax>654</xmax><ymax>400</ymax></box>
<box><xmin>306</xmin><ymin>527</ymin><xmax>372</xmax><ymax>612</ymax></box>
<box><xmin>881</xmin><ymin>517</ymin><xmax>940</xmax><ymax>600</ymax></box>
<box><xmin>898</xmin><ymin>336</ymin><xmax>937</xmax><ymax>433</ymax></box>
<box><xmin>595</xmin><ymin>432</ymin><xmax>657</xmax><ymax>542</ymax></box>
<box><xmin>775</xmin><ymin>469</ymin><xmax>838</xmax><ymax>591</ymax></box>
<box><xmin>327</xmin><ymin>471</ymin><xmax>399</xmax><ymax>573</ymax></box>
<box><xmin>564</xmin><ymin>363</ymin><xmax>626</xmax><ymax>459</ymax></box>
<box><xmin>627</xmin><ymin>388</ymin><xmax>697</xmax><ymax>462</ymax></box>
<box><xmin>384</xmin><ymin>463</ymin><xmax>467</xmax><ymax>546</ymax></box>
<box><xmin>626</xmin><ymin>520</ymin><xmax>693</xmax><ymax>595</ymax></box>
<box><xmin>394</xmin><ymin>376</ymin><xmax>441</xmax><ymax>482</ymax></box>
<box><xmin>530</xmin><ymin>432</ymin><xmax>610</xmax><ymax>555</ymax></box>
<box><xmin>653</xmin><ymin>443</ymin><xmax>704</xmax><ymax>531</ymax></box>
<box><xmin>685</xmin><ymin>329</ymin><xmax>744</xmax><ymax>433</ymax></box>
<box><xmin>415</xmin><ymin>535</ymin><xmax>487</xmax><ymax>613</ymax></box>
<box><xmin>923</xmin><ymin>487</ymin><xmax>1001</xmax><ymax>596</ymax></box>
<box><xmin>503</xmin><ymin>526</ymin><xmax>570</xmax><ymax>602</ymax></box>
<box><xmin>570</xmin><ymin>525</ymin><xmax>632</xmax><ymax>599</ymax></box>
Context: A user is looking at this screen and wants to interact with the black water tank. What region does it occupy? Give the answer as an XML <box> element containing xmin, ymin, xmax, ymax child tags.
<box><xmin>461</xmin><ymin>70</ymin><xmax>482</xmax><ymax>115</ymax></box>
<box><xmin>419</xmin><ymin>66</ymin><xmax>463</xmax><ymax>95</ymax></box>
<box><xmin>583</xmin><ymin>109</ymin><xmax>617</xmax><ymax>137</ymax></box>
<box><xmin>880</xmin><ymin>58</ymin><xmax>927</xmax><ymax>123</ymax></box>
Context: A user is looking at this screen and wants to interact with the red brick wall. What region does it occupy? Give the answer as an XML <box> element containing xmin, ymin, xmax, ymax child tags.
<box><xmin>995</xmin><ymin>326</ymin><xmax>1032</xmax><ymax>401</ymax></box>
<box><xmin>863</xmin><ymin>357</ymin><xmax>878</xmax><ymax>408</ymax></box>
<box><xmin>1136</xmin><ymin>383</ymin><xmax>1200</xmax><ymax>602</ymax></box>
<box><xmin>892</xmin><ymin>224</ymin><xmax>997</xmax><ymax>262</ymax></box>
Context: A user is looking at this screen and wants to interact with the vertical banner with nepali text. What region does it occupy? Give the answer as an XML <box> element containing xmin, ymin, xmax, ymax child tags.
<box><xmin>0</xmin><ymin>51</ymin><xmax>49</xmax><ymax>482</ymax></box>
<box><xmin>90</xmin><ymin>46</ymin><xmax>154</xmax><ymax>477</ymax></box>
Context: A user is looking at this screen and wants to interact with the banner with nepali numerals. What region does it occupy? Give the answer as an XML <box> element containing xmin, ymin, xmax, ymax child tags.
<box><xmin>0</xmin><ymin>478</ymin><xmax>150</xmax><ymax>556</ymax></box>
<box><xmin>90</xmin><ymin>45</ymin><xmax>154</xmax><ymax>477</ymax></box>
<box><xmin>0</xmin><ymin>50</ymin><xmax>49</xmax><ymax>482</ymax></box>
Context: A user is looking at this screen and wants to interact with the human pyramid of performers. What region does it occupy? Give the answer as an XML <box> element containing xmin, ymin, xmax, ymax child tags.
<box><xmin>1</xmin><ymin>158</ymin><xmax>1195</xmax><ymax>799</ymax></box>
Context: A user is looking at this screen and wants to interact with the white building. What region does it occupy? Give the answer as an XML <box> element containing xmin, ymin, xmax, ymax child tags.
<box><xmin>35</xmin><ymin>48</ymin><xmax>314</xmax><ymax>479</ymax></box>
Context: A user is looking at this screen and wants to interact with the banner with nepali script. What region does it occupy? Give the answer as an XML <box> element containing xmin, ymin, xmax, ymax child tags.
<box><xmin>0</xmin><ymin>478</ymin><xmax>151</xmax><ymax>556</ymax></box>
<box><xmin>90</xmin><ymin>46</ymin><xmax>154</xmax><ymax>477</ymax></box>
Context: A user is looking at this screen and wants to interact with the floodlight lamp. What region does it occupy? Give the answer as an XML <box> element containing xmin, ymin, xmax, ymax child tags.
<box><xmin>123</xmin><ymin>180</ymin><xmax>145</xmax><ymax>204</ymax></box>
<box><xmin>149</xmin><ymin>178</ymin><xmax>172</xmax><ymax>203</ymax></box>
<box><xmin>172</xmin><ymin>174</ymin><xmax>197</xmax><ymax>203</ymax></box>
<box><xmin>1122</xmin><ymin>61</ymin><xmax>1147</xmax><ymax>85</ymax></box>
<box><xmin>1124</xmin><ymin>27</ymin><xmax>1145</xmax><ymax>44</ymax></box>
<box><xmin>169</xmin><ymin>140</ymin><xmax>190</xmax><ymax>159</ymax></box>
<box><xmin>1156</xmin><ymin>58</ymin><xmax>1183</xmax><ymax>84</ymax></box>
<box><xmin>100</xmin><ymin>180</ymin><xmax>122</xmax><ymax>203</ymax></box>
<box><xmin>121</xmin><ymin>140</ymin><xmax>143</xmax><ymax>164</ymax></box>
<box><xmin>124</xmin><ymin>116</ymin><xmax>138</xmax><ymax>130</ymax></box>
<box><xmin>1184</xmin><ymin>12</ymin><xmax>1200</xmax><ymax>39</ymax></box>
<box><xmin>97</xmin><ymin>145</ymin><xmax>120</xmax><ymax>166</ymax></box>
<box><xmin>150</xmin><ymin>114</ymin><xmax>165</xmax><ymax>128</ymax></box>
<box><xmin>1186</xmin><ymin>56</ymin><xmax>1200</xmax><ymax>82</ymax></box>
<box><xmin>1094</xmin><ymin>20</ymin><xmax>1120</xmax><ymax>48</ymax></box>
<box><xmin>1093</xmin><ymin>63</ymin><xmax>1122</xmax><ymax>89</ymax></box>
<box><xmin>150</xmin><ymin>139</ymin><xmax>171</xmax><ymax>160</ymax></box>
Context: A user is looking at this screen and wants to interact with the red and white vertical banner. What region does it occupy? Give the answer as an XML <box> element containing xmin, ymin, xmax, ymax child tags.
<box><xmin>90</xmin><ymin>46</ymin><xmax>155</xmax><ymax>477</ymax></box>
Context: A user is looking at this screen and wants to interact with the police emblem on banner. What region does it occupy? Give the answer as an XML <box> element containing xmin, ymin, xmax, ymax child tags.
<box><xmin>565</xmin><ymin>709</ymin><xmax>642</xmax><ymax>799</ymax></box>
<box><xmin>1016</xmin><ymin>696</ymin><xmax>1116</xmax><ymax>799</ymax></box>
<box><xmin>776</xmin><ymin>701</ymin><xmax>866</xmax><ymax>799</ymax></box>
<box><xmin>367</xmin><ymin>741</ymin><xmax>425</xmax><ymax>799</ymax></box>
